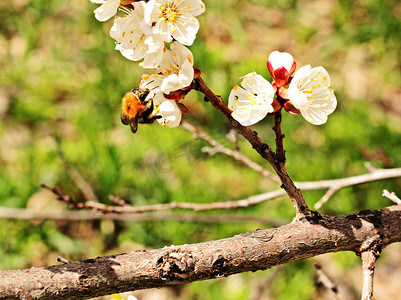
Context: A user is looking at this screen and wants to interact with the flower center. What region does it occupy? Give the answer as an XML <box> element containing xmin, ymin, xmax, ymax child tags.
<box><xmin>247</xmin><ymin>93</ymin><xmax>259</xmax><ymax>106</ymax></box>
<box><xmin>160</xmin><ymin>4</ymin><xmax>179</xmax><ymax>23</ymax></box>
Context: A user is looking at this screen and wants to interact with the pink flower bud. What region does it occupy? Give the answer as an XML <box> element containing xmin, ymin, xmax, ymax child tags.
<box><xmin>267</xmin><ymin>51</ymin><xmax>297</xmax><ymax>87</ymax></box>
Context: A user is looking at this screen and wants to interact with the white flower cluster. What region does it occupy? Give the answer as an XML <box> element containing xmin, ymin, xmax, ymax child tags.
<box><xmin>91</xmin><ymin>0</ymin><xmax>205</xmax><ymax>128</ymax></box>
<box><xmin>229</xmin><ymin>51</ymin><xmax>337</xmax><ymax>126</ymax></box>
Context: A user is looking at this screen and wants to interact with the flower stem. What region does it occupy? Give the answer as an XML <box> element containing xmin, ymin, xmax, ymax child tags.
<box><xmin>273</xmin><ymin>109</ymin><xmax>286</xmax><ymax>163</ymax></box>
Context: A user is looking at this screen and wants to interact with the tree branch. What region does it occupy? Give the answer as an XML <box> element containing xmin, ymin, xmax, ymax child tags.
<box><xmin>382</xmin><ymin>189</ymin><xmax>401</xmax><ymax>205</ymax></box>
<box><xmin>361</xmin><ymin>250</ymin><xmax>379</xmax><ymax>300</ymax></box>
<box><xmin>273</xmin><ymin>109</ymin><xmax>286</xmax><ymax>163</ymax></box>
<box><xmin>1</xmin><ymin>205</ymin><xmax>400</xmax><ymax>299</ymax></box>
<box><xmin>193</xmin><ymin>77</ymin><xmax>311</xmax><ymax>218</ymax></box>
<box><xmin>39</xmin><ymin>167</ymin><xmax>401</xmax><ymax>217</ymax></box>
<box><xmin>314</xmin><ymin>263</ymin><xmax>343</xmax><ymax>300</ymax></box>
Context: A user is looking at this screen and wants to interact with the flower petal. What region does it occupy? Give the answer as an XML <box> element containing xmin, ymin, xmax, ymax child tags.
<box><xmin>94</xmin><ymin>0</ymin><xmax>120</xmax><ymax>21</ymax></box>
<box><xmin>153</xmin><ymin>93</ymin><xmax>182</xmax><ymax>128</ymax></box>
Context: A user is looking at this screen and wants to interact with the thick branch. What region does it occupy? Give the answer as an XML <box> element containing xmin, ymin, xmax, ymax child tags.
<box><xmin>1</xmin><ymin>205</ymin><xmax>400</xmax><ymax>299</ymax></box>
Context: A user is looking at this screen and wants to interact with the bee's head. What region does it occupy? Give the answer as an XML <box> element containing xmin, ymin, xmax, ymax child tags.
<box><xmin>132</xmin><ymin>88</ymin><xmax>150</xmax><ymax>103</ymax></box>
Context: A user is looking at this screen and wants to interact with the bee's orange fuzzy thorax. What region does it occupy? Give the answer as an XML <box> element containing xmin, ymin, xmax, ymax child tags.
<box><xmin>121</xmin><ymin>92</ymin><xmax>146</xmax><ymax>119</ymax></box>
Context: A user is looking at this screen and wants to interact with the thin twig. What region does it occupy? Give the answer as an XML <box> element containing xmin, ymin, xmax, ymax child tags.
<box><xmin>382</xmin><ymin>189</ymin><xmax>401</xmax><ymax>205</ymax></box>
<box><xmin>41</xmin><ymin>167</ymin><xmax>401</xmax><ymax>215</ymax></box>
<box><xmin>0</xmin><ymin>206</ymin><xmax>284</xmax><ymax>226</ymax></box>
<box><xmin>248</xmin><ymin>266</ymin><xmax>283</xmax><ymax>300</ymax></box>
<box><xmin>361</xmin><ymin>251</ymin><xmax>379</xmax><ymax>300</ymax></box>
<box><xmin>44</xmin><ymin>183</ymin><xmax>286</xmax><ymax>213</ymax></box>
<box><xmin>56</xmin><ymin>141</ymin><xmax>99</xmax><ymax>203</ymax></box>
<box><xmin>315</xmin><ymin>263</ymin><xmax>344</xmax><ymax>300</ymax></box>
<box><xmin>227</xmin><ymin>128</ymin><xmax>240</xmax><ymax>151</ymax></box>
<box><xmin>57</xmin><ymin>256</ymin><xmax>71</xmax><ymax>264</ymax></box>
<box><xmin>310</xmin><ymin>167</ymin><xmax>401</xmax><ymax>209</ymax></box>
<box><xmin>295</xmin><ymin>167</ymin><xmax>401</xmax><ymax>191</ymax></box>
<box><xmin>314</xmin><ymin>188</ymin><xmax>339</xmax><ymax>210</ymax></box>
<box><xmin>273</xmin><ymin>109</ymin><xmax>286</xmax><ymax>163</ymax></box>
<box><xmin>181</xmin><ymin>121</ymin><xmax>281</xmax><ymax>184</ymax></box>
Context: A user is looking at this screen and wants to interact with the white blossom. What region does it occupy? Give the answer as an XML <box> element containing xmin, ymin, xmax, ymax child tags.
<box><xmin>140</xmin><ymin>42</ymin><xmax>194</xmax><ymax>93</ymax></box>
<box><xmin>228</xmin><ymin>72</ymin><xmax>275</xmax><ymax>126</ymax></box>
<box><xmin>145</xmin><ymin>0</ymin><xmax>205</xmax><ymax>45</ymax></box>
<box><xmin>288</xmin><ymin>65</ymin><xmax>337</xmax><ymax>125</ymax></box>
<box><xmin>110</xmin><ymin>2</ymin><xmax>165</xmax><ymax>68</ymax></box>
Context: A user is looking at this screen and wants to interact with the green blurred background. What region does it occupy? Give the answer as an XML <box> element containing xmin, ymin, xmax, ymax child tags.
<box><xmin>0</xmin><ymin>0</ymin><xmax>400</xmax><ymax>299</ymax></box>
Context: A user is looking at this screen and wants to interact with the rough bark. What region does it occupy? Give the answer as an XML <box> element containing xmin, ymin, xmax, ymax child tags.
<box><xmin>1</xmin><ymin>205</ymin><xmax>400</xmax><ymax>300</ymax></box>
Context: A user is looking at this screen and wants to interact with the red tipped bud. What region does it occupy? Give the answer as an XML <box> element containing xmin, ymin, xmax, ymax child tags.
<box><xmin>267</xmin><ymin>51</ymin><xmax>296</xmax><ymax>87</ymax></box>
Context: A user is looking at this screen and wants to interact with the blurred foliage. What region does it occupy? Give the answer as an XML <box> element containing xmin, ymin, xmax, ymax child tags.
<box><xmin>0</xmin><ymin>0</ymin><xmax>400</xmax><ymax>299</ymax></box>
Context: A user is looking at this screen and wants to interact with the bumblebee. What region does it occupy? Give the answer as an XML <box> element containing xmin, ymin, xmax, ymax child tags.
<box><xmin>120</xmin><ymin>89</ymin><xmax>161</xmax><ymax>133</ymax></box>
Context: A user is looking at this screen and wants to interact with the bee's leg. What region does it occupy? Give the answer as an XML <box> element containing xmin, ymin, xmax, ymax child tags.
<box><xmin>121</xmin><ymin>113</ymin><xmax>139</xmax><ymax>133</ymax></box>
<box><xmin>121</xmin><ymin>113</ymin><xmax>130</xmax><ymax>125</ymax></box>
<box><xmin>129</xmin><ymin>123</ymin><xmax>138</xmax><ymax>133</ymax></box>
